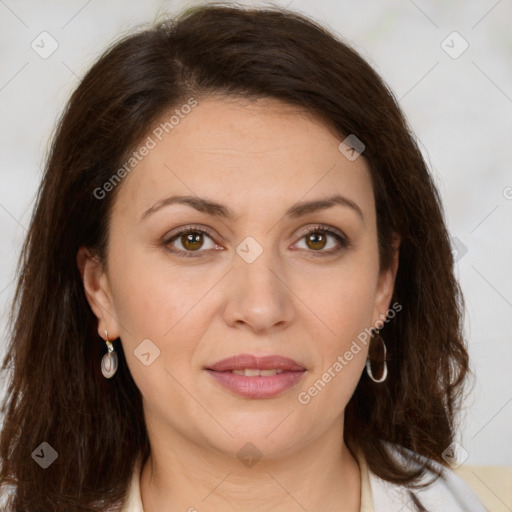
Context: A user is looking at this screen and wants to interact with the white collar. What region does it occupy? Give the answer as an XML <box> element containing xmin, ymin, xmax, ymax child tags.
<box><xmin>366</xmin><ymin>444</ymin><xmax>487</xmax><ymax>512</ymax></box>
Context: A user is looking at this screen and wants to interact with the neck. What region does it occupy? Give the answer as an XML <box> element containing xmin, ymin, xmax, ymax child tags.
<box><xmin>139</xmin><ymin>418</ymin><xmax>361</xmax><ymax>512</ymax></box>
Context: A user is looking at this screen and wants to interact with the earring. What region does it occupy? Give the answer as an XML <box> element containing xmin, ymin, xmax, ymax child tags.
<box><xmin>366</xmin><ymin>328</ymin><xmax>388</xmax><ymax>383</ymax></box>
<box><xmin>101</xmin><ymin>330</ymin><xmax>118</xmax><ymax>379</ymax></box>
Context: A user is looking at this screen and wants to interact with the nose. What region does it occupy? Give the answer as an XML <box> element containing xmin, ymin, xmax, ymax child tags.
<box><xmin>222</xmin><ymin>244</ymin><xmax>295</xmax><ymax>335</ymax></box>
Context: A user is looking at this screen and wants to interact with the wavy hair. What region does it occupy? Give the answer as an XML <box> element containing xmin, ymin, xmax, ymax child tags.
<box><xmin>0</xmin><ymin>3</ymin><xmax>470</xmax><ymax>511</ymax></box>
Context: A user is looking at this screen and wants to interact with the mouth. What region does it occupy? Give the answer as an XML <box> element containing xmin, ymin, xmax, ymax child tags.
<box><xmin>206</xmin><ymin>353</ymin><xmax>306</xmax><ymax>372</ymax></box>
<box><xmin>222</xmin><ymin>368</ymin><xmax>286</xmax><ymax>376</ymax></box>
<box><xmin>205</xmin><ymin>354</ymin><xmax>307</xmax><ymax>399</ymax></box>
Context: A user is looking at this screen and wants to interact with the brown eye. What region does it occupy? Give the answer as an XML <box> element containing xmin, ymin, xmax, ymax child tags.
<box><xmin>180</xmin><ymin>232</ymin><xmax>205</xmax><ymax>251</ymax></box>
<box><xmin>164</xmin><ymin>227</ymin><xmax>218</xmax><ymax>257</ymax></box>
<box><xmin>293</xmin><ymin>226</ymin><xmax>349</xmax><ymax>256</ymax></box>
<box><xmin>305</xmin><ymin>232</ymin><xmax>328</xmax><ymax>251</ymax></box>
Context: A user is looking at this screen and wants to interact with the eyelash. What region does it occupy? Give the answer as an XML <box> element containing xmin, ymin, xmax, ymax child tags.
<box><xmin>162</xmin><ymin>224</ymin><xmax>350</xmax><ymax>259</ymax></box>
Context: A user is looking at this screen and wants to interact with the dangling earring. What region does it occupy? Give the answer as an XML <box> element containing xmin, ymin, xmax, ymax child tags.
<box><xmin>366</xmin><ymin>328</ymin><xmax>388</xmax><ymax>383</ymax></box>
<box><xmin>101</xmin><ymin>330</ymin><xmax>118</xmax><ymax>379</ymax></box>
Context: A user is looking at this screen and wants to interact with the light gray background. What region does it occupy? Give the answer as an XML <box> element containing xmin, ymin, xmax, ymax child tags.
<box><xmin>0</xmin><ymin>0</ymin><xmax>511</xmax><ymax>466</ymax></box>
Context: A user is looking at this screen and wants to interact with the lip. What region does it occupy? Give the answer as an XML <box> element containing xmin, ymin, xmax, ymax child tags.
<box><xmin>206</xmin><ymin>354</ymin><xmax>306</xmax><ymax>372</ymax></box>
<box><xmin>205</xmin><ymin>354</ymin><xmax>307</xmax><ymax>399</ymax></box>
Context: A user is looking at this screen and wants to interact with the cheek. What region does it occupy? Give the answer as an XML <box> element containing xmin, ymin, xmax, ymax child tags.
<box><xmin>299</xmin><ymin>255</ymin><xmax>379</xmax><ymax>343</ymax></box>
<box><xmin>294</xmin><ymin>255</ymin><xmax>377</xmax><ymax>407</ymax></box>
<box><xmin>295</xmin><ymin>294</ymin><xmax>370</xmax><ymax>429</ymax></box>
<box><xmin>107</xmin><ymin>246</ymin><xmax>208</xmax><ymax>379</ymax></box>
<box><xmin>108</xmin><ymin>236</ymin><xmax>209</xmax><ymax>332</ymax></box>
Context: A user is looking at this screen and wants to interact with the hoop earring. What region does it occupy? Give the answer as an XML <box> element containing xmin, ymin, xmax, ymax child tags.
<box><xmin>101</xmin><ymin>330</ymin><xmax>118</xmax><ymax>379</ymax></box>
<box><xmin>366</xmin><ymin>328</ymin><xmax>387</xmax><ymax>383</ymax></box>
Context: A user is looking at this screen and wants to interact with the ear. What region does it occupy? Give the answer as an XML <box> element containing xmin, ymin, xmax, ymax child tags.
<box><xmin>76</xmin><ymin>245</ymin><xmax>121</xmax><ymax>340</ymax></box>
<box><xmin>372</xmin><ymin>233</ymin><xmax>401</xmax><ymax>326</ymax></box>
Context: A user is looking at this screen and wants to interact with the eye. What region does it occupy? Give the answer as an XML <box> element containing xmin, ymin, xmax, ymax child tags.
<box><xmin>163</xmin><ymin>226</ymin><xmax>220</xmax><ymax>258</ymax></box>
<box><xmin>162</xmin><ymin>224</ymin><xmax>350</xmax><ymax>258</ymax></box>
<box><xmin>292</xmin><ymin>224</ymin><xmax>349</xmax><ymax>256</ymax></box>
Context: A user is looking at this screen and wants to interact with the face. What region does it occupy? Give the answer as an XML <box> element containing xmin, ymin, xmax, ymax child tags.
<box><xmin>80</xmin><ymin>96</ymin><xmax>399</xmax><ymax>459</ymax></box>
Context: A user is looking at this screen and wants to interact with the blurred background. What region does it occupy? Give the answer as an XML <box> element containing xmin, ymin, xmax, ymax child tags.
<box><xmin>0</xmin><ymin>0</ymin><xmax>511</xmax><ymax>466</ymax></box>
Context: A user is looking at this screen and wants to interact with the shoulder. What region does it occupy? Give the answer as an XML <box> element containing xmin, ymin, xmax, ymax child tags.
<box><xmin>367</xmin><ymin>443</ymin><xmax>512</xmax><ymax>512</ymax></box>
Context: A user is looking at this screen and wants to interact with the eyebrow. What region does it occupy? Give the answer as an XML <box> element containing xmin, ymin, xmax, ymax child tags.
<box><xmin>140</xmin><ymin>193</ymin><xmax>365</xmax><ymax>224</ymax></box>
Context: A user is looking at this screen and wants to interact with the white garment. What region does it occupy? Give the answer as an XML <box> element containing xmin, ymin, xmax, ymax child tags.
<box><xmin>364</xmin><ymin>443</ymin><xmax>488</xmax><ymax>512</ymax></box>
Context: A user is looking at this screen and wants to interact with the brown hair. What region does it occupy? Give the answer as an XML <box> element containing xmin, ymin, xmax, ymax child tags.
<box><xmin>0</xmin><ymin>3</ymin><xmax>471</xmax><ymax>511</ymax></box>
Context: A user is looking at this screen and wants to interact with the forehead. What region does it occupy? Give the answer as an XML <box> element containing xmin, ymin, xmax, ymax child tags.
<box><xmin>111</xmin><ymin>96</ymin><xmax>375</xmax><ymax>224</ymax></box>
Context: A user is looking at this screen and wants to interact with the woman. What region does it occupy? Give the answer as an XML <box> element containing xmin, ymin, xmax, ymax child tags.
<box><xmin>0</xmin><ymin>3</ymin><xmax>510</xmax><ymax>511</ymax></box>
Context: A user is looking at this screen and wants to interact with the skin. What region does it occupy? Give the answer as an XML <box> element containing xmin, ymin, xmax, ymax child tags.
<box><xmin>78</xmin><ymin>96</ymin><xmax>400</xmax><ymax>512</ymax></box>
